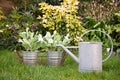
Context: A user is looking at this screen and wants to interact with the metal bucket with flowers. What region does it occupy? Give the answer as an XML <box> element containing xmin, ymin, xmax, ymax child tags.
<box><xmin>42</xmin><ymin>31</ymin><xmax>71</xmax><ymax>66</ymax></box>
<box><xmin>18</xmin><ymin>28</ymin><xmax>45</xmax><ymax>65</ymax></box>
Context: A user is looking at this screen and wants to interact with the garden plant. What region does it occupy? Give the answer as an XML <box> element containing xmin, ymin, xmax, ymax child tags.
<box><xmin>0</xmin><ymin>0</ymin><xmax>120</xmax><ymax>79</ymax></box>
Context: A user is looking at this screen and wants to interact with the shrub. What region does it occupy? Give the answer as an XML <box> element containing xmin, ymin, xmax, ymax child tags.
<box><xmin>0</xmin><ymin>6</ymin><xmax>41</xmax><ymax>50</ymax></box>
<box><xmin>110</xmin><ymin>11</ymin><xmax>120</xmax><ymax>52</ymax></box>
<box><xmin>37</xmin><ymin>0</ymin><xmax>85</xmax><ymax>45</ymax></box>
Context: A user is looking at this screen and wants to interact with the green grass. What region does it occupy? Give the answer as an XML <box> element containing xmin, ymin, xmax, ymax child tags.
<box><xmin>0</xmin><ymin>50</ymin><xmax>120</xmax><ymax>80</ymax></box>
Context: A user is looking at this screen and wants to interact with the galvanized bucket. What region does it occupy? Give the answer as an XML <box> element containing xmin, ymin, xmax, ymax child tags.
<box><xmin>23</xmin><ymin>51</ymin><xmax>38</xmax><ymax>65</ymax></box>
<box><xmin>47</xmin><ymin>50</ymin><xmax>62</xmax><ymax>66</ymax></box>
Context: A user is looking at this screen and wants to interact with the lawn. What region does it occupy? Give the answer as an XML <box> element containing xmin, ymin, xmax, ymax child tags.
<box><xmin>0</xmin><ymin>50</ymin><xmax>120</xmax><ymax>80</ymax></box>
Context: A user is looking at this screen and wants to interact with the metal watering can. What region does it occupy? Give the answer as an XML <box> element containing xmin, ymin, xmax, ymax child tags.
<box><xmin>58</xmin><ymin>30</ymin><xmax>113</xmax><ymax>72</ymax></box>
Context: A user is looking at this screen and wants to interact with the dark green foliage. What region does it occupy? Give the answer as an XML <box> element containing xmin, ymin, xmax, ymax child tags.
<box><xmin>0</xmin><ymin>4</ymin><xmax>41</xmax><ymax>50</ymax></box>
<box><xmin>46</xmin><ymin>0</ymin><xmax>63</xmax><ymax>5</ymax></box>
<box><xmin>0</xmin><ymin>0</ymin><xmax>120</xmax><ymax>52</ymax></box>
<box><xmin>109</xmin><ymin>11</ymin><xmax>120</xmax><ymax>52</ymax></box>
<box><xmin>82</xmin><ymin>11</ymin><xmax>120</xmax><ymax>53</ymax></box>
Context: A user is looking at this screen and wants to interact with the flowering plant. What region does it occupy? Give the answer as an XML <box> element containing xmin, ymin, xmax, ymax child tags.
<box><xmin>43</xmin><ymin>31</ymin><xmax>71</xmax><ymax>51</ymax></box>
<box><xmin>18</xmin><ymin>28</ymin><xmax>44</xmax><ymax>51</ymax></box>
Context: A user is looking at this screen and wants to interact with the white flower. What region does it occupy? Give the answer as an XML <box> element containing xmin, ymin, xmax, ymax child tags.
<box><xmin>43</xmin><ymin>19</ymin><xmax>47</xmax><ymax>23</ymax></box>
<box><xmin>21</xmin><ymin>32</ymin><xmax>26</xmax><ymax>34</ymax></box>
<box><xmin>53</xmin><ymin>30</ymin><xmax>57</xmax><ymax>35</ymax></box>
<box><xmin>65</xmin><ymin>34</ymin><xmax>69</xmax><ymax>40</ymax></box>
<box><xmin>107</xmin><ymin>48</ymin><xmax>110</xmax><ymax>52</ymax></box>
<box><xmin>52</xmin><ymin>30</ymin><xmax>57</xmax><ymax>37</ymax></box>
<box><xmin>45</xmin><ymin>32</ymin><xmax>51</xmax><ymax>38</ymax></box>
<box><xmin>18</xmin><ymin>39</ymin><xmax>23</xmax><ymax>42</ymax></box>
<box><xmin>48</xmin><ymin>38</ymin><xmax>53</xmax><ymax>43</ymax></box>
<box><xmin>38</xmin><ymin>34</ymin><xmax>43</xmax><ymax>42</ymax></box>
<box><xmin>6</xmin><ymin>25</ymin><xmax>9</xmax><ymax>27</ymax></box>
<box><xmin>0</xmin><ymin>30</ymin><xmax>3</xmax><ymax>32</ymax></box>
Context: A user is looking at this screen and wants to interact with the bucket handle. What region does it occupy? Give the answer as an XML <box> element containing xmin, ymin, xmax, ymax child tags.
<box><xmin>80</xmin><ymin>30</ymin><xmax>113</xmax><ymax>62</ymax></box>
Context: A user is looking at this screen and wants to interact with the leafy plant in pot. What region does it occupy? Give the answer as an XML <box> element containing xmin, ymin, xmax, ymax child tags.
<box><xmin>43</xmin><ymin>31</ymin><xmax>71</xmax><ymax>66</ymax></box>
<box><xmin>18</xmin><ymin>28</ymin><xmax>44</xmax><ymax>65</ymax></box>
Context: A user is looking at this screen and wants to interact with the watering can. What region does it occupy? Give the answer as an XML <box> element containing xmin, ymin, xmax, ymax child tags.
<box><xmin>58</xmin><ymin>30</ymin><xmax>113</xmax><ymax>72</ymax></box>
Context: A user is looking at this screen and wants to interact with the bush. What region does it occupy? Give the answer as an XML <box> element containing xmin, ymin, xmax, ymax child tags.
<box><xmin>38</xmin><ymin>0</ymin><xmax>85</xmax><ymax>45</ymax></box>
<box><xmin>0</xmin><ymin>5</ymin><xmax>41</xmax><ymax>50</ymax></box>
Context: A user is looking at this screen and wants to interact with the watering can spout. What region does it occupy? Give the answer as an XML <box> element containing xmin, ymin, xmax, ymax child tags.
<box><xmin>57</xmin><ymin>44</ymin><xmax>79</xmax><ymax>63</ymax></box>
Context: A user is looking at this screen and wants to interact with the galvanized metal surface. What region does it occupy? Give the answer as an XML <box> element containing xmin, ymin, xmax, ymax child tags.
<box><xmin>78</xmin><ymin>42</ymin><xmax>102</xmax><ymax>72</ymax></box>
<box><xmin>23</xmin><ymin>51</ymin><xmax>38</xmax><ymax>65</ymax></box>
<box><xmin>47</xmin><ymin>50</ymin><xmax>62</xmax><ymax>66</ymax></box>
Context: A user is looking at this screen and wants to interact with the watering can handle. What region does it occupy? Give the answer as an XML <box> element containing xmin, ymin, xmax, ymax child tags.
<box><xmin>80</xmin><ymin>30</ymin><xmax>113</xmax><ymax>62</ymax></box>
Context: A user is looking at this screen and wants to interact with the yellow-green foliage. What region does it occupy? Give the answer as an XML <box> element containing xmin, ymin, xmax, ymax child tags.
<box><xmin>38</xmin><ymin>0</ymin><xmax>85</xmax><ymax>44</ymax></box>
<box><xmin>0</xmin><ymin>7</ymin><xmax>6</xmax><ymax>20</ymax></box>
<box><xmin>115</xmin><ymin>11</ymin><xmax>120</xmax><ymax>22</ymax></box>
